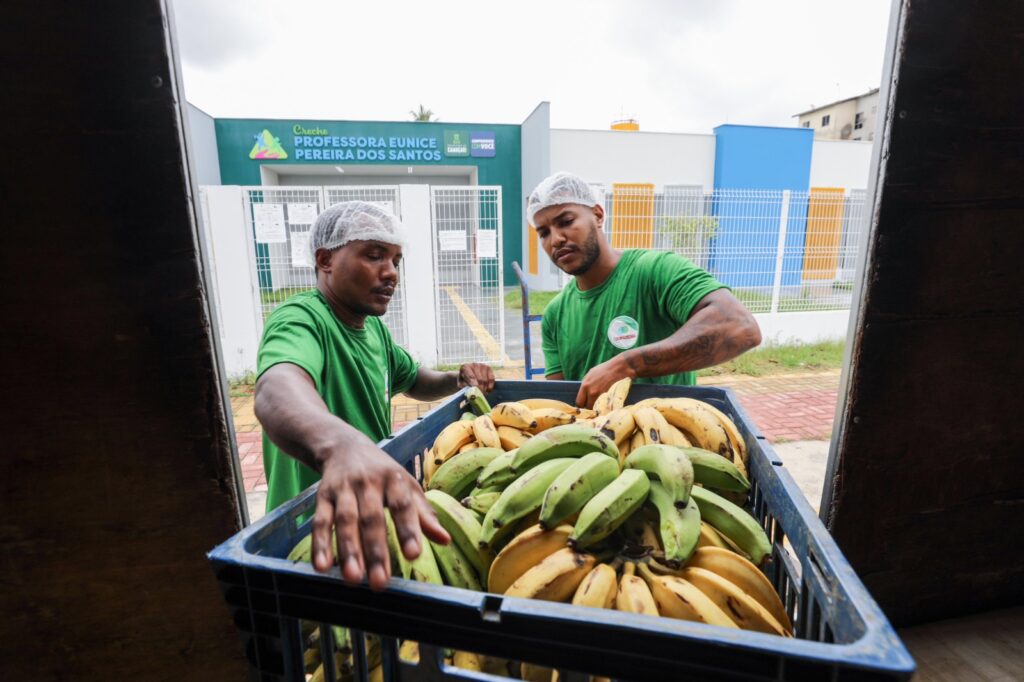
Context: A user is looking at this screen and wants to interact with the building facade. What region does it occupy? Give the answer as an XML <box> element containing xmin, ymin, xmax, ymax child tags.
<box><xmin>795</xmin><ymin>89</ymin><xmax>880</xmax><ymax>141</ymax></box>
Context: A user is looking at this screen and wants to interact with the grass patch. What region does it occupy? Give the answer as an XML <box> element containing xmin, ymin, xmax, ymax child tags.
<box><xmin>504</xmin><ymin>289</ymin><xmax>560</xmax><ymax>314</ymax></box>
<box><xmin>698</xmin><ymin>340</ymin><xmax>845</xmax><ymax>378</ymax></box>
<box><xmin>260</xmin><ymin>286</ymin><xmax>313</xmax><ymax>306</ymax></box>
<box><xmin>733</xmin><ymin>288</ymin><xmax>851</xmax><ymax>313</ymax></box>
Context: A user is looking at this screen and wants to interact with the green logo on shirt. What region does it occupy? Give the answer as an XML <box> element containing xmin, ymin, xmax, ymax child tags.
<box><xmin>608</xmin><ymin>316</ymin><xmax>640</xmax><ymax>349</ymax></box>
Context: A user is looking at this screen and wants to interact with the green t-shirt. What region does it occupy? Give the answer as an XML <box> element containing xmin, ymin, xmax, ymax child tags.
<box><xmin>257</xmin><ymin>290</ymin><xmax>419</xmax><ymax>512</ymax></box>
<box><xmin>541</xmin><ymin>249</ymin><xmax>726</xmax><ymax>386</ymax></box>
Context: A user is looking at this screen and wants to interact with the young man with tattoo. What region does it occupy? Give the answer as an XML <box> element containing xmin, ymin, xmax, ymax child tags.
<box><xmin>529</xmin><ymin>172</ymin><xmax>761</xmax><ymax>409</ymax></box>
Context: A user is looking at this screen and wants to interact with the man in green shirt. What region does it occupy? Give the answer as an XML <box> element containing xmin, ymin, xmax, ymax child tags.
<box><xmin>530</xmin><ymin>172</ymin><xmax>761</xmax><ymax>408</ymax></box>
<box><xmin>255</xmin><ymin>201</ymin><xmax>494</xmax><ymax>591</ymax></box>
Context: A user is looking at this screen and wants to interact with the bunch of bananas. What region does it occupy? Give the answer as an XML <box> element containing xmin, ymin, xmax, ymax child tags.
<box><xmin>287</xmin><ymin>380</ymin><xmax>792</xmax><ymax>681</ymax></box>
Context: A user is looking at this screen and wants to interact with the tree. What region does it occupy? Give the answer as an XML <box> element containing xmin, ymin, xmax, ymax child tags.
<box><xmin>409</xmin><ymin>104</ymin><xmax>436</xmax><ymax>122</ymax></box>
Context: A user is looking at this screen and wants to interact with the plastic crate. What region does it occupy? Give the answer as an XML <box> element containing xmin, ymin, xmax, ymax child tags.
<box><xmin>208</xmin><ymin>381</ymin><xmax>915</xmax><ymax>681</ymax></box>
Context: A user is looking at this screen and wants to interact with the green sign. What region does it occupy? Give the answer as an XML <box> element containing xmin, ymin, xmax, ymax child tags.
<box><xmin>445</xmin><ymin>131</ymin><xmax>469</xmax><ymax>157</ymax></box>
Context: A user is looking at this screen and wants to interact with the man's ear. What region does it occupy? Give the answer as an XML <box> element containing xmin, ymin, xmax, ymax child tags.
<box><xmin>593</xmin><ymin>204</ymin><xmax>606</xmax><ymax>230</ymax></box>
<box><xmin>315</xmin><ymin>247</ymin><xmax>334</xmax><ymax>273</ymax></box>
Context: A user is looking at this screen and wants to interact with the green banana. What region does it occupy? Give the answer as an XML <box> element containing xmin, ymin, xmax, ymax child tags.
<box><xmin>510</xmin><ymin>424</ymin><xmax>619</xmax><ymax>474</ymax></box>
<box><xmin>683</xmin><ymin>447</ymin><xmax>750</xmax><ymax>492</ymax></box>
<box><xmin>465</xmin><ymin>386</ymin><xmax>491</xmax><ymax>415</ymax></box>
<box><xmin>538</xmin><ymin>452</ymin><xmax>620</xmax><ymax>529</ymax></box>
<box><xmin>462</xmin><ymin>491</ymin><xmax>501</xmax><ymax>516</ymax></box>
<box><xmin>460</xmin><ymin>411</ymin><xmax>477</xmax><ymax>421</ymax></box>
<box><xmin>430</xmin><ymin>538</ymin><xmax>484</xmax><ymax>590</ymax></box>
<box><xmin>648</xmin><ymin>481</ymin><xmax>701</xmax><ymax>567</ymax></box>
<box><xmin>570</xmin><ymin>469</ymin><xmax>651</xmax><ymax>549</ymax></box>
<box><xmin>427</xmin><ymin>447</ymin><xmax>503</xmax><ymax>499</ymax></box>
<box><xmin>424</xmin><ymin>489</ymin><xmax>490</xmax><ymax>578</ymax></box>
<box><xmin>625</xmin><ymin>444</ymin><xmax>695</xmax><ymax>505</ymax></box>
<box><xmin>385</xmin><ymin>510</ymin><xmax>413</xmax><ymax>579</ymax></box>
<box><xmin>287</xmin><ymin>532</ymin><xmax>313</xmax><ymax>562</ymax></box>
<box><xmin>476</xmin><ymin>449</ymin><xmax>518</xmax><ymax>488</ymax></box>
<box><xmin>468</xmin><ymin>484</ymin><xmax>502</xmax><ymax>497</ymax></box>
<box><xmin>689</xmin><ymin>486</ymin><xmax>772</xmax><ymax>565</ymax></box>
<box><xmin>409</xmin><ymin>534</ymin><xmax>444</xmax><ymax>584</ymax></box>
<box><xmin>479</xmin><ymin>458</ymin><xmax>577</xmax><ymax>548</ymax></box>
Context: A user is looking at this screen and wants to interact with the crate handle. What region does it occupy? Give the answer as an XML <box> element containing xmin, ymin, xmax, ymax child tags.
<box><xmin>480</xmin><ymin>594</ymin><xmax>503</xmax><ymax>623</ymax></box>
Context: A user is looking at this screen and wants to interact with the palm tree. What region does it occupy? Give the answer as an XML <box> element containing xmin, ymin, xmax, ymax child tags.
<box><xmin>409</xmin><ymin>104</ymin><xmax>436</xmax><ymax>122</ymax></box>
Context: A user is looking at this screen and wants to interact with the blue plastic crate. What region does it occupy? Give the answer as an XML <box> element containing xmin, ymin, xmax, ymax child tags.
<box><xmin>208</xmin><ymin>381</ymin><xmax>915</xmax><ymax>681</ymax></box>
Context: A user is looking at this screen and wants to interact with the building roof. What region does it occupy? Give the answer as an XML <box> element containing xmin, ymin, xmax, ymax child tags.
<box><xmin>793</xmin><ymin>88</ymin><xmax>880</xmax><ymax>117</ymax></box>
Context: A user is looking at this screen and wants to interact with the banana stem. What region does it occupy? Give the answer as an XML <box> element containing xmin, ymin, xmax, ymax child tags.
<box><xmin>622</xmin><ymin>561</ymin><xmax>636</xmax><ymax>577</ymax></box>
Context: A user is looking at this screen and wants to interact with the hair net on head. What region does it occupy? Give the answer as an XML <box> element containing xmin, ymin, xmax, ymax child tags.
<box><xmin>308</xmin><ymin>200</ymin><xmax>405</xmax><ymax>266</ymax></box>
<box><xmin>526</xmin><ymin>171</ymin><xmax>598</xmax><ymax>227</ymax></box>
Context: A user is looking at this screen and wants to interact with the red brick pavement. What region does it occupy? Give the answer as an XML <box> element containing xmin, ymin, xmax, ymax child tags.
<box><xmin>230</xmin><ymin>370</ymin><xmax>841</xmax><ymax>492</ymax></box>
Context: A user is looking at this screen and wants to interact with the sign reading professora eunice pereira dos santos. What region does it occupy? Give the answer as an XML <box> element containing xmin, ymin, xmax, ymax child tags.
<box><xmin>248</xmin><ymin>125</ymin><xmax>497</xmax><ymax>162</ymax></box>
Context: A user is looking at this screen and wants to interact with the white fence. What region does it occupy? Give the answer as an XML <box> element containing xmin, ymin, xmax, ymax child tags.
<box><xmin>601</xmin><ymin>187</ymin><xmax>865</xmax><ymax>315</ymax></box>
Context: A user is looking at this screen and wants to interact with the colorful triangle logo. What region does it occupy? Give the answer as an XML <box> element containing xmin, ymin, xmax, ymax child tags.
<box><xmin>249</xmin><ymin>129</ymin><xmax>288</xmax><ymax>159</ymax></box>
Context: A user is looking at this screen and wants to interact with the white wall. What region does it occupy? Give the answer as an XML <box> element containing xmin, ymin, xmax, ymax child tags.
<box><xmin>185</xmin><ymin>103</ymin><xmax>222</xmax><ymax>186</ymax></box>
<box><xmin>809</xmin><ymin>140</ymin><xmax>873</xmax><ymax>189</ymax></box>
<box><xmin>550</xmin><ymin>129</ymin><xmax>716</xmax><ymax>190</ymax></box>
<box><xmin>521</xmin><ymin>102</ymin><xmax>560</xmax><ymax>290</ymax></box>
<box><xmin>755</xmin><ymin>310</ymin><xmax>850</xmax><ymax>345</ymax></box>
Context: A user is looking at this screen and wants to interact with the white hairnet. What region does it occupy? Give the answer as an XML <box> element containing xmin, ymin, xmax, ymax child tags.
<box><xmin>526</xmin><ymin>171</ymin><xmax>598</xmax><ymax>227</ymax></box>
<box><xmin>308</xmin><ymin>200</ymin><xmax>405</xmax><ymax>266</ymax></box>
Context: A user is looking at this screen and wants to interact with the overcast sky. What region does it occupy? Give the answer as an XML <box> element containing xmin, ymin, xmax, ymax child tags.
<box><xmin>173</xmin><ymin>0</ymin><xmax>893</xmax><ymax>133</ymax></box>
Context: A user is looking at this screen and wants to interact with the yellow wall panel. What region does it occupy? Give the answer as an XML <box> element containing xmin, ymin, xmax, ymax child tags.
<box><xmin>611</xmin><ymin>183</ymin><xmax>655</xmax><ymax>249</ymax></box>
<box><xmin>803</xmin><ymin>187</ymin><xmax>845</xmax><ymax>280</ymax></box>
<box><xmin>528</xmin><ymin>224</ymin><xmax>538</xmax><ymax>275</ymax></box>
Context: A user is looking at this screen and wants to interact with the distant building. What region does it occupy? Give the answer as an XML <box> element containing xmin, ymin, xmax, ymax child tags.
<box><xmin>795</xmin><ymin>89</ymin><xmax>880</xmax><ymax>141</ymax></box>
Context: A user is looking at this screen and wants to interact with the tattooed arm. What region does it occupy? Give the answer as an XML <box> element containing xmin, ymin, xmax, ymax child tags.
<box><xmin>574</xmin><ymin>290</ymin><xmax>761</xmax><ymax>408</ymax></box>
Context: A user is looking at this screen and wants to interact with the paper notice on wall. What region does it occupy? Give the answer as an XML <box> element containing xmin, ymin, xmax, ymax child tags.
<box><xmin>287</xmin><ymin>203</ymin><xmax>319</xmax><ymax>225</ymax></box>
<box><xmin>439</xmin><ymin>230</ymin><xmax>466</xmax><ymax>251</ymax></box>
<box><xmin>477</xmin><ymin>230</ymin><xmax>497</xmax><ymax>258</ymax></box>
<box><xmin>290</xmin><ymin>229</ymin><xmax>312</xmax><ymax>268</ymax></box>
<box><xmin>253</xmin><ymin>203</ymin><xmax>286</xmax><ymax>243</ymax></box>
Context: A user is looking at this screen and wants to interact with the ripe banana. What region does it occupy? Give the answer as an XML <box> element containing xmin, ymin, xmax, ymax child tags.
<box><xmin>504</xmin><ymin>547</ymin><xmax>596</xmax><ymax>601</ymax></box>
<box><xmin>570</xmin><ymin>469</ymin><xmax>651</xmax><ymax>549</ymax></box>
<box><xmin>571</xmin><ymin>562</ymin><xmax>619</xmax><ymax>609</ymax></box>
<box><xmin>465</xmin><ymin>386</ymin><xmax>492</xmax><ymax>415</ymax></box>
<box><xmin>398</xmin><ymin>639</ymin><xmax>420</xmax><ymax>663</ymax></box>
<box><xmin>487</xmin><ymin>523</ymin><xmax>573</xmax><ymax>594</ymax></box>
<box><xmin>607</xmin><ymin>377</ymin><xmax>632</xmax><ymax>411</ymax></box>
<box><xmin>510</xmin><ymin>424</ymin><xmax>619</xmax><ymax>474</ymax></box>
<box><xmin>538</xmin><ymin>452</ymin><xmax>620</xmax><ymax>529</ymax></box>
<box><xmin>660</xmin><ymin>422</ymin><xmax>692</xmax><ymax>448</ymax></box>
<box><xmin>497</xmin><ymin>426</ymin><xmax>531</xmax><ymax>450</ymax></box>
<box><xmin>427</xmin><ymin>447</ymin><xmax>503</xmax><ymax>499</ymax></box>
<box><xmin>689</xmin><ymin>486</ymin><xmax>772</xmax><ymax>565</ymax></box>
<box><xmin>696</xmin><ymin>521</ymin><xmax>732</xmax><ymax>551</ymax></box>
<box><xmin>480</xmin><ymin>458</ymin><xmax>577</xmax><ymax>548</ymax></box>
<box><xmin>633</xmin><ymin>406</ymin><xmax>674</xmax><ymax>446</ymax></box>
<box><xmin>647</xmin><ymin>481</ymin><xmax>701</xmax><ymax>567</ymax></box>
<box><xmin>431</xmin><ymin>420</ymin><xmax>477</xmax><ymax>464</ymax></box>
<box><xmin>477</xmin><ymin>449</ymin><xmax>518</xmax><ymax>488</ymax></box>
<box><xmin>637</xmin><ymin>563</ymin><xmax>738</xmax><ymax>628</ymax></box>
<box><xmin>593</xmin><ymin>408</ymin><xmax>636</xmax><ymax>444</ymax></box>
<box><xmin>520</xmin><ymin>662</ymin><xmax>554</xmax><ymax>682</ymax></box>
<box><xmin>452</xmin><ymin>650</ymin><xmax>483</xmax><ymax>672</ymax></box>
<box><xmin>462</xmin><ymin>491</ymin><xmax>501</xmax><ymax>516</ymax></box>
<box><xmin>616</xmin><ymin>562</ymin><xmax>658</xmax><ymax>616</ymax></box>
<box><xmin>679</xmin><ymin>567</ymin><xmax>788</xmax><ymax>636</ymax></box>
<box><xmin>424</xmin><ymin>489</ymin><xmax>490</xmax><ymax>578</ymax></box>
<box><xmin>577</xmin><ymin>408</ymin><xmax>598</xmax><ymax>420</ymax></box>
<box><xmin>683</xmin><ymin>447</ymin><xmax>750</xmax><ymax>492</ymax></box>
<box><xmin>518</xmin><ymin>398</ymin><xmax>580</xmax><ymax>414</ymax></box>
<box><xmin>528</xmin><ymin>407</ymin><xmax>577</xmax><ymax>433</ymax></box>
<box><xmin>472</xmin><ymin>414</ymin><xmax>502</xmax><ymax>449</ymax></box>
<box><xmin>592</xmin><ymin>391</ymin><xmax>614</xmax><ymax>416</ymax></box>
<box><xmin>624</xmin><ymin>444</ymin><xmax>695</xmax><ymax>505</ymax></box>
<box><xmin>643</xmin><ymin>397</ymin><xmax>733</xmax><ymax>458</ymax></box>
<box><xmin>686</xmin><ymin>547</ymin><xmax>792</xmax><ymax>634</ymax></box>
<box><xmin>430</xmin><ymin>538</ymin><xmax>483</xmax><ymax>591</ymax></box>
<box><xmin>699</xmin><ymin>401</ymin><xmax>748</xmax><ymax>469</ymax></box>
<box><xmin>491</xmin><ymin>402</ymin><xmax>538</xmax><ymax>431</ymax></box>
<box><xmin>458</xmin><ymin>441</ymin><xmax>480</xmax><ymax>454</ymax></box>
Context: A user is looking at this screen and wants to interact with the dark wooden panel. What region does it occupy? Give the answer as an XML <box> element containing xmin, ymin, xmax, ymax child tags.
<box><xmin>827</xmin><ymin>0</ymin><xmax>1024</xmax><ymax>627</ymax></box>
<box><xmin>0</xmin><ymin>1</ymin><xmax>247</xmax><ymax>679</ymax></box>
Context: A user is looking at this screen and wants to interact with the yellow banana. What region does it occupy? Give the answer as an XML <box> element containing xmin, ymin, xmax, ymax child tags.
<box><xmin>607</xmin><ymin>377</ymin><xmax>632</xmax><ymax>410</ymax></box>
<box><xmin>632</xmin><ymin>406</ymin><xmax>671</xmax><ymax>446</ymax></box>
<box><xmin>453</xmin><ymin>650</ymin><xmax>483</xmax><ymax>672</ymax></box>
<box><xmin>576</xmin><ymin>408</ymin><xmax>598</xmax><ymax>420</ymax></box>
<box><xmin>686</xmin><ymin>547</ymin><xmax>793</xmax><ymax>635</ymax></box>
<box><xmin>592</xmin><ymin>408</ymin><xmax>635</xmax><ymax>444</ymax></box>
<box><xmin>458</xmin><ymin>441</ymin><xmax>480</xmax><ymax>454</ymax></box>
<box><xmin>697</xmin><ymin>401</ymin><xmax>749</xmax><ymax>474</ymax></box>
<box><xmin>645</xmin><ymin>397</ymin><xmax>732</xmax><ymax>458</ymax></box>
<box><xmin>571</xmin><ymin>563</ymin><xmax>619</xmax><ymax>609</ymax></box>
<box><xmin>505</xmin><ymin>547</ymin><xmax>596</xmax><ymax>601</ymax></box>
<box><xmin>472</xmin><ymin>414</ymin><xmax>502</xmax><ymax>449</ymax></box>
<box><xmin>637</xmin><ymin>563</ymin><xmax>738</xmax><ymax>629</ymax></box>
<box><xmin>679</xmin><ymin>567</ymin><xmax>788</xmax><ymax>636</ymax></box>
<box><xmin>697</xmin><ymin>521</ymin><xmax>732</xmax><ymax>551</ymax></box>
<box><xmin>592</xmin><ymin>391</ymin><xmax>614</xmax><ymax>416</ymax></box>
<box><xmin>492</xmin><ymin>402</ymin><xmax>538</xmax><ymax>431</ymax></box>
<box><xmin>519</xmin><ymin>398</ymin><xmax>580</xmax><ymax>414</ymax></box>
<box><xmin>528</xmin><ymin>407</ymin><xmax>577</xmax><ymax>433</ymax></box>
<box><xmin>398</xmin><ymin>639</ymin><xmax>420</xmax><ymax>663</ymax></box>
<box><xmin>497</xmin><ymin>425</ymin><xmax>530</xmax><ymax>451</ymax></box>
<box><xmin>432</xmin><ymin>420</ymin><xmax>477</xmax><ymax>463</ymax></box>
<box><xmin>615</xmin><ymin>563</ymin><xmax>659</xmax><ymax>616</ymax></box>
<box><xmin>520</xmin><ymin>662</ymin><xmax>554</xmax><ymax>682</ymax></box>
<box><xmin>487</xmin><ymin>523</ymin><xmax>574</xmax><ymax>595</ymax></box>
<box><xmin>660</xmin><ymin>422</ymin><xmax>692</xmax><ymax>448</ymax></box>
<box><xmin>617</xmin><ymin>430</ymin><xmax>636</xmax><ymax>465</ymax></box>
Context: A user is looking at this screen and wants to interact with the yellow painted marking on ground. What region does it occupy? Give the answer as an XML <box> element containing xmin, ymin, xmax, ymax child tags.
<box><xmin>444</xmin><ymin>286</ymin><xmax>512</xmax><ymax>363</ymax></box>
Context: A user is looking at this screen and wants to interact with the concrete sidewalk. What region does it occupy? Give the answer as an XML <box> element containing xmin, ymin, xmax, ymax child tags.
<box><xmin>232</xmin><ymin>369</ymin><xmax>840</xmax><ymax>519</ymax></box>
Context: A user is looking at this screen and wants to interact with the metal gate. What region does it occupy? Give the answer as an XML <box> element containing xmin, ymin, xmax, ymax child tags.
<box><xmin>430</xmin><ymin>186</ymin><xmax>505</xmax><ymax>365</ymax></box>
<box><xmin>242</xmin><ymin>186</ymin><xmax>409</xmax><ymax>348</ymax></box>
